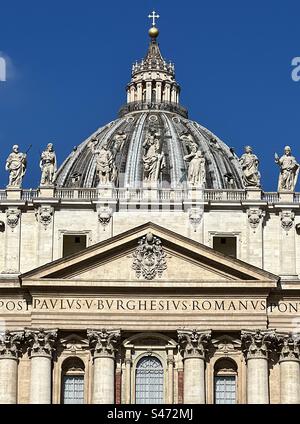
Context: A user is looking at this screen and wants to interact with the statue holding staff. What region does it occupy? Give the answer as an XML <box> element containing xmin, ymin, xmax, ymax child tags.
<box><xmin>275</xmin><ymin>146</ymin><xmax>299</xmax><ymax>191</ymax></box>
<box><xmin>5</xmin><ymin>145</ymin><xmax>27</xmax><ymax>187</ymax></box>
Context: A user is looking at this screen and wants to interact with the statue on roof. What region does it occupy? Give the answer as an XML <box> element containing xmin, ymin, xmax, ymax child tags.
<box><xmin>40</xmin><ymin>143</ymin><xmax>57</xmax><ymax>186</ymax></box>
<box><xmin>275</xmin><ymin>146</ymin><xmax>299</xmax><ymax>191</ymax></box>
<box><xmin>184</xmin><ymin>150</ymin><xmax>206</xmax><ymax>188</ymax></box>
<box><xmin>91</xmin><ymin>138</ymin><xmax>116</xmax><ymax>186</ymax></box>
<box><xmin>239</xmin><ymin>146</ymin><xmax>261</xmax><ymax>188</ymax></box>
<box><xmin>142</xmin><ymin>127</ymin><xmax>165</xmax><ymax>183</ymax></box>
<box><xmin>5</xmin><ymin>145</ymin><xmax>27</xmax><ymax>188</ymax></box>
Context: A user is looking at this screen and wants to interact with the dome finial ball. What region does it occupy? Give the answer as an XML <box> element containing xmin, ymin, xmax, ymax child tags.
<box><xmin>149</xmin><ymin>26</ymin><xmax>159</xmax><ymax>38</ymax></box>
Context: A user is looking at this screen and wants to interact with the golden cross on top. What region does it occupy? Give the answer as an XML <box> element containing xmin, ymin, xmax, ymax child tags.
<box><xmin>148</xmin><ymin>10</ymin><xmax>160</xmax><ymax>27</ymax></box>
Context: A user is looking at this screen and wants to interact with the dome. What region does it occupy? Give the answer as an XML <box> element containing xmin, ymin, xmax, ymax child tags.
<box><xmin>55</xmin><ymin>111</ymin><xmax>244</xmax><ymax>189</ymax></box>
<box><xmin>55</xmin><ymin>26</ymin><xmax>244</xmax><ymax>190</ymax></box>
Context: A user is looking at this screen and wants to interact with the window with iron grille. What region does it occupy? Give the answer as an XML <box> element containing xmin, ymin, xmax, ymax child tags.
<box><xmin>135</xmin><ymin>356</ymin><xmax>164</xmax><ymax>404</ymax></box>
<box><xmin>61</xmin><ymin>357</ymin><xmax>85</xmax><ymax>404</ymax></box>
<box><xmin>214</xmin><ymin>358</ymin><xmax>237</xmax><ymax>404</ymax></box>
<box><xmin>214</xmin><ymin>375</ymin><xmax>236</xmax><ymax>404</ymax></box>
<box><xmin>63</xmin><ymin>375</ymin><xmax>84</xmax><ymax>404</ymax></box>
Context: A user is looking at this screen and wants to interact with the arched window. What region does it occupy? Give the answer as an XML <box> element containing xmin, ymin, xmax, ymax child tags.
<box><xmin>151</xmin><ymin>89</ymin><xmax>156</xmax><ymax>103</ymax></box>
<box><xmin>61</xmin><ymin>357</ymin><xmax>85</xmax><ymax>404</ymax></box>
<box><xmin>214</xmin><ymin>358</ymin><xmax>237</xmax><ymax>404</ymax></box>
<box><xmin>135</xmin><ymin>356</ymin><xmax>164</xmax><ymax>404</ymax></box>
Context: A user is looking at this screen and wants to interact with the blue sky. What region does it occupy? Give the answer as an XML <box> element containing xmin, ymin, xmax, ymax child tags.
<box><xmin>0</xmin><ymin>0</ymin><xmax>299</xmax><ymax>190</ymax></box>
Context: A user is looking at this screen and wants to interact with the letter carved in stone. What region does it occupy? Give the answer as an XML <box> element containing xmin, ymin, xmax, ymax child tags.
<box><xmin>132</xmin><ymin>232</ymin><xmax>167</xmax><ymax>280</ymax></box>
<box><xmin>6</xmin><ymin>208</ymin><xmax>20</xmax><ymax>231</ymax></box>
<box><xmin>241</xmin><ymin>329</ymin><xmax>276</xmax><ymax>360</ymax></box>
<box><xmin>0</xmin><ymin>331</ymin><xmax>24</xmax><ymax>359</ymax></box>
<box><xmin>25</xmin><ymin>329</ymin><xmax>58</xmax><ymax>358</ymax></box>
<box><xmin>87</xmin><ymin>329</ymin><xmax>121</xmax><ymax>358</ymax></box>
<box><xmin>177</xmin><ymin>329</ymin><xmax>212</xmax><ymax>359</ymax></box>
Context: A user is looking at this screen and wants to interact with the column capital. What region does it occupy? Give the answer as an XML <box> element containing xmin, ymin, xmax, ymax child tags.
<box><xmin>277</xmin><ymin>333</ymin><xmax>300</xmax><ymax>362</ymax></box>
<box><xmin>177</xmin><ymin>329</ymin><xmax>211</xmax><ymax>359</ymax></box>
<box><xmin>0</xmin><ymin>330</ymin><xmax>24</xmax><ymax>359</ymax></box>
<box><xmin>87</xmin><ymin>329</ymin><xmax>121</xmax><ymax>359</ymax></box>
<box><xmin>25</xmin><ymin>328</ymin><xmax>58</xmax><ymax>359</ymax></box>
<box><xmin>167</xmin><ymin>355</ymin><xmax>175</xmax><ymax>366</ymax></box>
<box><xmin>241</xmin><ymin>329</ymin><xmax>276</xmax><ymax>360</ymax></box>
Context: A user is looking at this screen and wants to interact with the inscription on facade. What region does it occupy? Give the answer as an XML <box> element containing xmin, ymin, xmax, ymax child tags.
<box><xmin>0</xmin><ymin>298</ymin><xmax>299</xmax><ymax>314</ymax></box>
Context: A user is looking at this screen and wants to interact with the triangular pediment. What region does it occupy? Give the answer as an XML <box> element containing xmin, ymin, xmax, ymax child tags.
<box><xmin>21</xmin><ymin>222</ymin><xmax>278</xmax><ymax>288</ymax></box>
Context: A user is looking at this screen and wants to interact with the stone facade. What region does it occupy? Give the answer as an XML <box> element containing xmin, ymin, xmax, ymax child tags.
<box><xmin>1</xmin><ymin>17</ymin><xmax>300</xmax><ymax>405</ymax></box>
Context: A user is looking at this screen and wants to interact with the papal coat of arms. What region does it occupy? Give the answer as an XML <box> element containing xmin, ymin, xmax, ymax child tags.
<box><xmin>132</xmin><ymin>232</ymin><xmax>167</xmax><ymax>280</ymax></box>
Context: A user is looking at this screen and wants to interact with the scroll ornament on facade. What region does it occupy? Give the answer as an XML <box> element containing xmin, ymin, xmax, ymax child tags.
<box><xmin>132</xmin><ymin>232</ymin><xmax>167</xmax><ymax>280</ymax></box>
<box><xmin>241</xmin><ymin>329</ymin><xmax>276</xmax><ymax>360</ymax></box>
<box><xmin>188</xmin><ymin>207</ymin><xmax>203</xmax><ymax>232</ymax></box>
<box><xmin>87</xmin><ymin>329</ymin><xmax>121</xmax><ymax>358</ymax></box>
<box><xmin>0</xmin><ymin>330</ymin><xmax>24</xmax><ymax>359</ymax></box>
<box><xmin>6</xmin><ymin>208</ymin><xmax>20</xmax><ymax>230</ymax></box>
<box><xmin>280</xmin><ymin>210</ymin><xmax>295</xmax><ymax>234</ymax></box>
<box><xmin>98</xmin><ymin>206</ymin><xmax>112</xmax><ymax>229</ymax></box>
<box><xmin>247</xmin><ymin>208</ymin><xmax>265</xmax><ymax>232</ymax></box>
<box><xmin>35</xmin><ymin>206</ymin><xmax>53</xmax><ymax>229</ymax></box>
<box><xmin>25</xmin><ymin>329</ymin><xmax>58</xmax><ymax>358</ymax></box>
<box><xmin>177</xmin><ymin>329</ymin><xmax>212</xmax><ymax>358</ymax></box>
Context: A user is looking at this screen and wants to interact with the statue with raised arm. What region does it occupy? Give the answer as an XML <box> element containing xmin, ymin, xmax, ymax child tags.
<box><xmin>5</xmin><ymin>145</ymin><xmax>27</xmax><ymax>187</ymax></box>
<box><xmin>239</xmin><ymin>145</ymin><xmax>261</xmax><ymax>187</ymax></box>
<box><xmin>180</xmin><ymin>131</ymin><xmax>198</xmax><ymax>157</ymax></box>
<box><xmin>40</xmin><ymin>143</ymin><xmax>57</xmax><ymax>186</ymax></box>
<box><xmin>91</xmin><ymin>138</ymin><xmax>115</xmax><ymax>185</ymax></box>
<box><xmin>142</xmin><ymin>128</ymin><xmax>165</xmax><ymax>183</ymax></box>
<box><xmin>184</xmin><ymin>150</ymin><xmax>206</xmax><ymax>187</ymax></box>
<box><xmin>275</xmin><ymin>146</ymin><xmax>299</xmax><ymax>191</ymax></box>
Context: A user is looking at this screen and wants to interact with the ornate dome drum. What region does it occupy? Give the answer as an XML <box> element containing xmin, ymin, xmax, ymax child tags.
<box><xmin>55</xmin><ymin>27</ymin><xmax>244</xmax><ymax>191</ymax></box>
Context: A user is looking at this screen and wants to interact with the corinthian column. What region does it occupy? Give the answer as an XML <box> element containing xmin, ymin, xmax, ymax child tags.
<box><xmin>25</xmin><ymin>329</ymin><xmax>58</xmax><ymax>404</ymax></box>
<box><xmin>0</xmin><ymin>331</ymin><xmax>24</xmax><ymax>404</ymax></box>
<box><xmin>178</xmin><ymin>329</ymin><xmax>211</xmax><ymax>404</ymax></box>
<box><xmin>88</xmin><ymin>329</ymin><xmax>121</xmax><ymax>404</ymax></box>
<box><xmin>278</xmin><ymin>334</ymin><xmax>300</xmax><ymax>404</ymax></box>
<box><xmin>241</xmin><ymin>329</ymin><xmax>276</xmax><ymax>404</ymax></box>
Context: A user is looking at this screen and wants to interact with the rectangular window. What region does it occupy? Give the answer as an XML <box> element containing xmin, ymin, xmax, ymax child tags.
<box><xmin>63</xmin><ymin>375</ymin><xmax>84</xmax><ymax>404</ymax></box>
<box><xmin>62</xmin><ymin>234</ymin><xmax>87</xmax><ymax>258</ymax></box>
<box><xmin>214</xmin><ymin>376</ymin><xmax>236</xmax><ymax>404</ymax></box>
<box><xmin>213</xmin><ymin>236</ymin><xmax>237</xmax><ymax>258</ymax></box>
